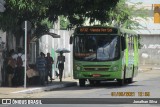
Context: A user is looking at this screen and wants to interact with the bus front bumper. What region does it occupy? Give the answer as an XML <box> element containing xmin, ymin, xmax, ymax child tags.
<box><xmin>73</xmin><ymin>71</ymin><xmax>123</xmax><ymax>80</ymax></box>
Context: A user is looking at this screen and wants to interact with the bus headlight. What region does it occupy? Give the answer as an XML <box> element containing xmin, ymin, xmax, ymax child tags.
<box><xmin>74</xmin><ymin>64</ymin><xmax>82</xmax><ymax>71</ymax></box>
<box><xmin>77</xmin><ymin>66</ymin><xmax>81</xmax><ymax>71</ymax></box>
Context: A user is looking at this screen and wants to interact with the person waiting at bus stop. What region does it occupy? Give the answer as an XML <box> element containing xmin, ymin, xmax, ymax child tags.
<box><xmin>36</xmin><ymin>52</ymin><xmax>46</xmax><ymax>85</ymax></box>
<box><xmin>6</xmin><ymin>49</ymin><xmax>16</xmax><ymax>87</ymax></box>
<box><xmin>56</xmin><ymin>51</ymin><xmax>65</xmax><ymax>82</ymax></box>
<box><xmin>45</xmin><ymin>52</ymin><xmax>54</xmax><ymax>83</ymax></box>
<box><xmin>12</xmin><ymin>48</ymin><xmax>25</xmax><ymax>86</ymax></box>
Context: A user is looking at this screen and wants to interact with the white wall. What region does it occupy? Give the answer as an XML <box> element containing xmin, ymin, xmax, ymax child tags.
<box><xmin>128</xmin><ymin>1</ymin><xmax>160</xmax><ymax>64</ymax></box>
<box><xmin>128</xmin><ymin>0</ymin><xmax>160</xmax><ymax>4</ymax></box>
<box><xmin>38</xmin><ymin>29</ymin><xmax>73</xmax><ymax>78</ymax></box>
<box><xmin>0</xmin><ymin>30</ymin><xmax>6</xmax><ymax>49</ymax></box>
<box><xmin>128</xmin><ymin>1</ymin><xmax>160</xmax><ymax>34</ymax></box>
<box><xmin>0</xmin><ymin>30</ymin><xmax>6</xmax><ymax>86</ymax></box>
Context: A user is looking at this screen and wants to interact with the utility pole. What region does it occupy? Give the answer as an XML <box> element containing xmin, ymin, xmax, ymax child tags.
<box><xmin>22</xmin><ymin>21</ymin><xmax>31</xmax><ymax>88</ymax></box>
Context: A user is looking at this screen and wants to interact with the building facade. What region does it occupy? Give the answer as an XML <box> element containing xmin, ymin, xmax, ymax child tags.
<box><xmin>129</xmin><ymin>0</ymin><xmax>160</xmax><ymax>65</ymax></box>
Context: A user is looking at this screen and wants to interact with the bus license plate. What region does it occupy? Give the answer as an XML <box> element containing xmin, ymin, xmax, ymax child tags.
<box><xmin>93</xmin><ymin>74</ymin><xmax>101</xmax><ymax>77</ymax></box>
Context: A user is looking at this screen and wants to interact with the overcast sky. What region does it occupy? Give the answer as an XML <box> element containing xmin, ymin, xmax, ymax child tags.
<box><xmin>128</xmin><ymin>0</ymin><xmax>160</xmax><ymax>4</ymax></box>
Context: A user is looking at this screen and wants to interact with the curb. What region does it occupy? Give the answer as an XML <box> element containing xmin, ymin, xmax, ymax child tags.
<box><xmin>12</xmin><ymin>82</ymin><xmax>78</xmax><ymax>94</ymax></box>
<box><xmin>152</xmin><ymin>67</ymin><xmax>160</xmax><ymax>70</ymax></box>
<box><xmin>138</xmin><ymin>68</ymin><xmax>152</xmax><ymax>72</ymax></box>
<box><xmin>139</xmin><ymin>67</ymin><xmax>160</xmax><ymax>72</ymax></box>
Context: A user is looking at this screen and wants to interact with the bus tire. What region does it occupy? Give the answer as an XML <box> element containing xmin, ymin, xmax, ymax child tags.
<box><xmin>128</xmin><ymin>65</ymin><xmax>134</xmax><ymax>83</ymax></box>
<box><xmin>128</xmin><ymin>78</ymin><xmax>133</xmax><ymax>83</ymax></box>
<box><xmin>117</xmin><ymin>79</ymin><xmax>125</xmax><ymax>86</ymax></box>
<box><xmin>89</xmin><ymin>80</ymin><xmax>94</xmax><ymax>85</ymax></box>
<box><xmin>95</xmin><ymin>80</ymin><xmax>100</xmax><ymax>85</ymax></box>
<box><xmin>117</xmin><ymin>66</ymin><xmax>126</xmax><ymax>86</ymax></box>
<box><xmin>79</xmin><ymin>79</ymin><xmax>85</xmax><ymax>87</ymax></box>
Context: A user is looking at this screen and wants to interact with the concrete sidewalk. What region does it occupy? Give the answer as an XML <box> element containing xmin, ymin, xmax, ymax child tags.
<box><xmin>0</xmin><ymin>77</ymin><xmax>78</xmax><ymax>97</ymax></box>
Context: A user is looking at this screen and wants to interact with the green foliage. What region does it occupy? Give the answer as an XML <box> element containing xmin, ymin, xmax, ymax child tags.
<box><xmin>60</xmin><ymin>16</ymin><xmax>69</xmax><ymax>30</ymax></box>
<box><xmin>107</xmin><ymin>0</ymin><xmax>148</xmax><ymax>29</ymax></box>
<box><xmin>0</xmin><ymin>0</ymin><xmax>54</xmax><ymax>35</ymax></box>
<box><xmin>34</xmin><ymin>18</ymin><xmax>53</xmax><ymax>37</ymax></box>
<box><xmin>41</xmin><ymin>18</ymin><xmax>53</xmax><ymax>29</ymax></box>
<box><xmin>0</xmin><ymin>0</ymin><xmax>119</xmax><ymax>36</ymax></box>
<box><xmin>34</xmin><ymin>24</ymin><xmax>49</xmax><ymax>37</ymax></box>
<box><xmin>62</xmin><ymin>0</ymin><xmax>119</xmax><ymax>26</ymax></box>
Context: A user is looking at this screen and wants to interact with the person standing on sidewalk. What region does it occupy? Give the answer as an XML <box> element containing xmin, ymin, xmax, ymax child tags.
<box><xmin>12</xmin><ymin>48</ymin><xmax>25</xmax><ymax>86</ymax></box>
<box><xmin>6</xmin><ymin>49</ymin><xmax>16</xmax><ymax>87</ymax></box>
<box><xmin>45</xmin><ymin>53</ymin><xmax>54</xmax><ymax>83</ymax></box>
<box><xmin>36</xmin><ymin>52</ymin><xmax>47</xmax><ymax>85</ymax></box>
<box><xmin>56</xmin><ymin>52</ymin><xmax>65</xmax><ymax>82</ymax></box>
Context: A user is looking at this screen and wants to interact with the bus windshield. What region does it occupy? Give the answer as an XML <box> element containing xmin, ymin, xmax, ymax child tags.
<box><xmin>74</xmin><ymin>35</ymin><xmax>120</xmax><ymax>61</ymax></box>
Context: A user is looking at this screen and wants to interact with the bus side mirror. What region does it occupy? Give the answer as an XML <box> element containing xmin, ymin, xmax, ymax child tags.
<box><xmin>121</xmin><ymin>36</ymin><xmax>126</xmax><ymax>51</ymax></box>
<box><xmin>70</xmin><ymin>36</ymin><xmax>73</xmax><ymax>44</ymax></box>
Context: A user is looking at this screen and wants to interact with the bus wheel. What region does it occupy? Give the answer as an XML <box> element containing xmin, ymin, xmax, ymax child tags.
<box><xmin>128</xmin><ymin>65</ymin><xmax>134</xmax><ymax>83</ymax></box>
<box><xmin>117</xmin><ymin>66</ymin><xmax>126</xmax><ymax>86</ymax></box>
<box><xmin>95</xmin><ymin>80</ymin><xmax>100</xmax><ymax>85</ymax></box>
<box><xmin>128</xmin><ymin>78</ymin><xmax>133</xmax><ymax>83</ymax></box>
<box><xmin>89</xmin><ymin>80</ymin><xmax>94</xmax><ymax>85</ymax></box>
<box><xmin>79</xmin><ymin>79</ymin><xmax>85</xmax><ymax>87</ymax></box>
<box><xmin>117</xmin><ymin>79</ymin><xmax>125</xmax><ymax>86</ymax></box>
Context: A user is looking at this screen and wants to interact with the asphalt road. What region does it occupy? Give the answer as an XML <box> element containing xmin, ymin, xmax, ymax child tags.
<box><xmin>1</xmin><ymin>69</ymin><xmax>160</xmax><ymax>107</ymax></box>
<box><xmin>27</xmin><ymin>69</ymin><xmax>160</xmax><ymax>99</ymax></box>
<box><xmin>32</xmin><ymin>77</ymin><xmax>160</xmax><ymax>98</ymax></box>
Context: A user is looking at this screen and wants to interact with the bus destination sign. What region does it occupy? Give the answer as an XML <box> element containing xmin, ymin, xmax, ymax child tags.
<box><xmin>76</xmin><ymin>27</ymin><xmax>118</xmax><ymax>34</ymax></box>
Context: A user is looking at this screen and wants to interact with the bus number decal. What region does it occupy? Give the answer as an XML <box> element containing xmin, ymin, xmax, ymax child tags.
<box><xmin>79</xmin><ymin>28</ymin><xmax>113</xmax><ymax>33</ymax></box>
<box><xmin>80</xmin><ymin>28</ymin><xmax>88</xmax><ymax>32</ymax></box>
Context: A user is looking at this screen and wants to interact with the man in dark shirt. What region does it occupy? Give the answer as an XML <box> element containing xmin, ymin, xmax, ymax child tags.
<box><xmin>45</xmin><ymin>53</ymin><xmax>54</xmax><ymax>83</ymax></box>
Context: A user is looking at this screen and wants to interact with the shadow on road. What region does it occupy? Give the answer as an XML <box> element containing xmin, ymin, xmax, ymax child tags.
<box><xmin>49</xmin><ymin>80</ymin><xmax>144</xmax><ymax>92</ymax></box>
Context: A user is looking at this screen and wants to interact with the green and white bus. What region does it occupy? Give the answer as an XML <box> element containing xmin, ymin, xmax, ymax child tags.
<box><xmin>70</xmin><ymin>26</ymin><xmax>140</xmax><ymax>86</ymax></box>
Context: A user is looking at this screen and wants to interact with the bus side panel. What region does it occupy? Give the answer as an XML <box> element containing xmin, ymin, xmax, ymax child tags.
<box><xmin>133</xmin><ymin>36</ymin><xmax>139</xmax><ymax>77</ymax></box>
<box><xmin>125</xmin><ymin>35</ymin><xmax>134</xmax><ymax>79</ymax></box>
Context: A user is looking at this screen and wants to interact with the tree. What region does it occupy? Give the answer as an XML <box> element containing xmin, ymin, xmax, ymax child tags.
<box><xmin>107</xmin><ymin>0</ymin><xmax>148</xmax><ymax>29</ymax></box>
<box><xmin>0</xmin><ymin>0</ymin><xmax>120</xmax><ymax>49</ymax></box>
<box><xmin>0</xmin><ymin>0</ymin><xmax>119</xmax><ymax>33</ymax></box>
<box><xmin>59</xmin><ymin>15</ymin><xmax>70</xmax><ymax>30</ymax></box>
<box><xmin>0</xmin><ymin>0</ymin><xmax>51</xmax><ymax>32</ymax></box>
<box><xmin>49</xmin><ymin>0</ymin><xmax>119</xmax><ymax>26</ymax></box>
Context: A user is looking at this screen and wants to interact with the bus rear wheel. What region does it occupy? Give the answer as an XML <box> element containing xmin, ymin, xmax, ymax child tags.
<box><xmin>117</xmin><ymin>79</ymin><xmax>125</xmax><ymax>86</ymax></box>
<box><xmin>128</xmin><ymin>78</ymin><xmax>133</xmax><ymax>83</ymax></box>
<box><xmin>89</xmin><ymin>80</ymin><xmax>94</xmax><ymax>85</ymax></box>
<box><xmin>117</xmin><ymin>66</ymin><xmax>126</xmax><ymax>86</ymax></box>
<box><xmin>128</xmin><ymin>65</ymin><xmax>134</xmax><ymax>83</ymax></box>
<box><xmin>79</xmin><ymin>79</ymin><xmax>85</xmax><ymax>87</ymax></box>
